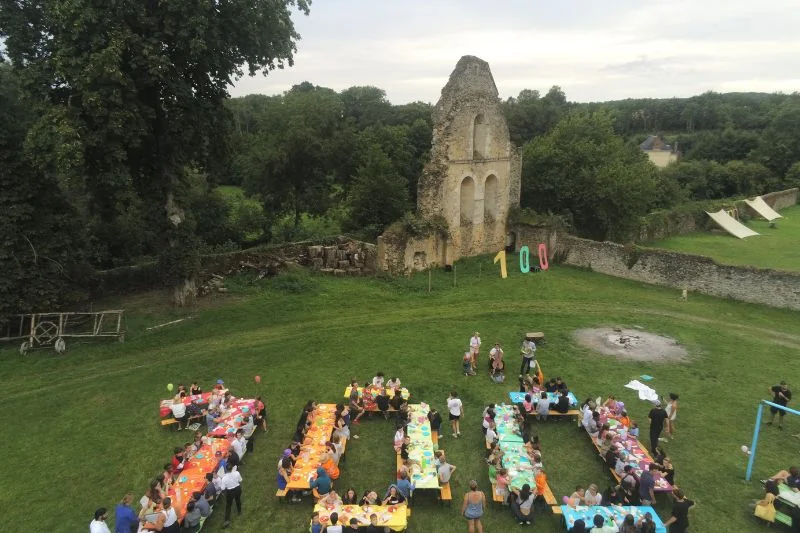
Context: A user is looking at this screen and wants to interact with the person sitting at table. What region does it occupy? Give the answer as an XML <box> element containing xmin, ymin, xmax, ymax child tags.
<box><xmin>620</xmin><ymin>465</ymin><xmax>640</xmax><ymax>505</ymax></box>
<box><xmin>601</xmin><ymin>484</ymin><xmax>625</xmax><ymax>507</ymax></box>
<box><xmin>598</xmin><ymin>433</ymin><xmax>615</xmax><ymax>456</ymax></box>
<box><xmin>584</xmin><ymin>484</ymin><xmax>602</xmax><ymax>506</ymax></box>
<box><xmin>598</xmin><ymin>423</ymin><xmax>615</xmax><ymax>443</ymax></box>
<box><xmin>657</xmin><ymin>455</ymin><xmax>675</xmax><ymax>485</ymax></box>
<box><xmin>568</xmin><ymin>486</ymin><xmax>586</xmax><ymax>507</ymax></box>
<box><xmin>768</xmin><ymin>466</ymin><xmax>800</xmax><ymax>489</ymax></box>
<box><xmin>637</xmin><ymin>512</ymin><xmax>657</xmax><ymax>533</ymax></box>
<box><xmin>567</xmin><ymin>518</ymin><xmax>587</xmax><ymax>533</ymax></box>
<box><xmin>393</xmin><ymin>424</ymin><xmax>406</xmax><ymax>452</ymax></box>
<box><xmin>311</xmin><ymin>512</ymin><xmax>322</xmax><ymax>533</ymax></box>
<box><xmin>348</xmin><ymin>380</ymin><xmax>366</xmax><ymax>425</ymax></box>
<box><xmin>341</xmin><ymin>488</ymin><xmax>358</xmax><ymax>505</ymax></box>
<box><xmin>590</xmin><ymin>513</ymin><xmax>617</xmax><ymax>533</ymax></box>
<box><xmin>386</xmin><ymin>376</ymin><xmax>401</xmax><ymax>390</ymax></box>
<box><xmin>555</xmin><ymin>390</ymin><xmax>571</xmax><ymax>414</ymax></box>
<box><xmin>522</xmin><ymin>394</ymin><xmax>534</xmax><ymax>414</ymax></box>
<box><xmin>170</xmin><ymin>397</ymin><xmax>188</xmax><ymax>431</ymax></box>
<box><xmin>231</xmin><ymin>429</ymin><xmax>246</xmax><ymax>461</ymax></box>
<box><xmin>396</xmin><ymin>471</ymin><xmax>415</xmax><ymax>499</ymax></box>
<box><xmin>617</xmin><ymin>411</ymin><xmax>631</xmax><ymax>429</ymax></box>
<box><xmin>555</xmin><ymin>377</ymin><xmax>568</xmax><ymax>394</ymax></box>
<box><xmin>382</xmin><ymin>485</ymin><xmax>406</xmax><ymax>505</ymax></box>
<box><xmin>191</xmin><ymin>491</ymin><xmax>211</xmax><ymax>518</ymax></box>
<box><xmin>372</xmin><ymin>372</ymin><xmax>385</xmax><ymax>388</ymax></box>
<box><xmin>190</xmin><ymin>431</ymin><xmax>204</xmax><ymax>453</ymax></box>
<box><xmin>482</xmin><ymin>407</ymin><xmax>495</xmax><ymax>434</ymax></box>
<box><xmin>170</xmin><ymin>447</ymin><xmax>186</xmax><ymax>474</ymax></box>
<box><xmin>605</xmin><ymin>446</ymin><xmax>620</xmax><ymax>471</ymax></box>
<box><xmin>204</xmin><ymin>473</ymin><xmax>219</xmax><ymax>503</ymax></box>
<box><xmin>360</xmin><ymin>490</ymin><xmax>379</xmax><ymax>506</ymax></box>
<box><xmin>495</xmin><ymin>468</ymin><xmax>510</xmax><ymax>503</ymax></box>
<box><xmin>618</xmin><ymin>514</ymin><xmax>637</xmax><ymax>533</ymax></box>
<box><xmin>603</xmin><ymin>395</ymin><xmax>619</xmax><ymax>412</ymax></box>
<box><xmin>545</xmin><ymin>378</ymin><xmax>558</xmax><ymax>393</ymax></box>
<box><xmin>485</xmin><ymin>420</ymin><xmax>498</xmax><ymax>447</ymax></box>
<box><xmin>175</xmin><ymin>384</ymin><xmax>187</xmax><ymax>399</ymax></box>
<box><xmin>321</xmin><ymin>451</ymin><xmax>340</xmax><ymax>480</ymax></box>
<box><xmin>534</xmin><ymin>469</ymin><xmax>548</xmax><ymax>510</ymax></box>
<box><xmin>365</xmin><ymin>513</ymin><xmax>388</xmax><ymax>533</ymax></box>
<box><xmin>311</xmin><ymin>467</ymin><xmax>333</xmax><ymax>496</ymax></box>
<box><xmin>428</xmin><ymin>407</ymin><xmax>442</xmax><ymax>436</ymax></box>
<box><xmin>182</xmin><ymin>500</ymin><xmax>201</xmax><ymax>533</ymax></box>
<box><xmin>319</xmin><ymin>490</ymin><xmax>343</xmax><ymax>508</ymax></box>
<box><xmin>375</xmin><ymin>388</ymin><xmax>392</xmax><ymax>420</ymax></box>
<box><xmin>189</xmin><ymin>381</ymin><xmax>202</xmax><ymax>395</ymax></box>
<box><xmin>344</xmin><ymin>517</ymin><xmax>361</xmax><ymax>533</ymax></box>
<box><xmin>586</xmin><ymin>411</ymin><xmax>600</xmax><ymax>438</ymax></box>
<box><xmin>629</xmin><ymin>421</ymin><xmax>640</xmax><ymax>438</ymax></box>
<box><xmin>324</xmin><ymin>512</ymin><xmax>343</xmax><ymax>533</ymax></box>
<box><xmin>142</xmin><ymin>496</ymin><xmax>178</xmax><ymax>532</ymax></box>
<box><xmin>399</xmin><ymin>435</ymin><xmax>411</xmax><ymax>461</ymax></box>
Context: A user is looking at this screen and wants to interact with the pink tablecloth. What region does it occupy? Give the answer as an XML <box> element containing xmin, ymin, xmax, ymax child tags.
<box><xmin>159</xmin><ymin>392</ymin><xmax>212</xmax><ymax>418</ymax></box>
<box><xmin>209</xmin><ymin>399</ymin><xmax>257</xmax><ymax>437</ymax></box>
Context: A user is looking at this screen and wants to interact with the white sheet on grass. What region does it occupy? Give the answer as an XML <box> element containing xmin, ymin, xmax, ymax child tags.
<box><xmin>624</xmin><ymin>380</ymin><xmax>659</xmax><ymax>402</ymax></box>
<box><xmin>745</xmin><ymin>196</ymin><xmax>783</xmax><ymax>221</ymax></box>
<box><xmin>706</xmin><ymin>209</ymin><xmax>760</xmax><ymax>239</ymax></box>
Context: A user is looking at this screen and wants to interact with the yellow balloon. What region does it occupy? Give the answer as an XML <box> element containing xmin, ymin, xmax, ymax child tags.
<box><xmin>167</xmin><ymin>383</ymin><xmax>174</xmax><ymax>392</ymax></box>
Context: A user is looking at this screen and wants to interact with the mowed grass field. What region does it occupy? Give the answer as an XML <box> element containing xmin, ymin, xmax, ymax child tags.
<box><xmin>646</xmin><ymin>204</ymin><xmax>800</xmax><ymax>272</ymax></box>
<box><xmin>2</xmin><ymin>256</ymin><xmax>800</xmax><ymax>532</ymax></box>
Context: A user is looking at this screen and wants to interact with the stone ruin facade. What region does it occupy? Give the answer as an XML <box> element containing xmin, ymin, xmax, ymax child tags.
<box><xmin>377</xmin><ymin>55</ymin><xmax>521</xmax><ymax>273</ymax></box>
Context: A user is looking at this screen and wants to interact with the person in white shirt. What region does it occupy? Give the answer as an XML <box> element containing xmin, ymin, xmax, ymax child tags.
<box><xmin>469</xmin><ymin>332</ymin><xmax>481</xmax><ymax>373</ymax></box>
<box><xmin>447</xmin><ymin>391</ymin><xmax>463</xmax><ymax>438</ymax></box>
<box><xmin>372</xmin><ymin>372</ymin><xmax>385</xmax><ymax>388</ymax></box>
<box><xmin>89</xmin><ymin>508</ymin><xmax>110</xmax><ymax>533</ymax></box>
<box><xmin>170</xmin><ymin>397</ymin><xmax>187</xmax><ymax>431</ymax></box>
<box><xmin>231</xmin><ymin>429</ymin><xmax>246</xmax><ymax>460</ymax></box>
<box><xmin>325</xmin><ymin>512</ymin><xmax>344</xmax><ymax>533</ymax></box>
<box><xmin>221</xmin><ymin>463</ymin><xmax>243</xmax><ymax>528</ymax></box>
<box><xmin>485</xmin><ymin>422</ymin><xmax>498</xmax><ymax>446</ymax></box>
<box><xmin>386</xmin><ymin>377</ymin><xmax>401</xmax><ymax>390</ymax></box>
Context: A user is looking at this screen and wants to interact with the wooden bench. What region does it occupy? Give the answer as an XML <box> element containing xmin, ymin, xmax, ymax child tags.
<box><xmin>439</xmin><ymin>482</ymin><xmax>452</xmax><ymax>505</ymax></box>
<box><xmin>432</xmin><ymin>430</ymin><xmax>439</xmax><ymax>447</ymax></box>
<box><xmin>161</xmin><ymin>418</ymin><xmax>178</xmax><ymax>427</ymax></box>
<box><xmin>541</xmin><ymin>483</ymin><xmax>561</xmax><ymax>515</ymax></box>
<box><xmin>490</xmin><ymin>482</ymin><xmax>504</xmax><ymax>505</ymax></box>
<box><xmin>275</xmin><ymin>488</ymin><xmax>288</xmax><ymax>503</ymax></box>
<box><xmin>526</xmin><ymin>332</ymin><xmax>545</xmax><ymax>342</ymax></box>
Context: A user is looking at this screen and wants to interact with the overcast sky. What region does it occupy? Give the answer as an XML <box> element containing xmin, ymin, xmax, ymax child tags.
<box><xmin>230</xmin><ymin>0</ymin><xmax>800</xmax><ymax>104</ymax></box>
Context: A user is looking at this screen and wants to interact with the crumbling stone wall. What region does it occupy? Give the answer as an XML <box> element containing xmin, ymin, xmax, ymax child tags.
<box><xmin>379</xmin><ymin>56</ymin><xmax>521</xmax><ymax>273</ymax></box>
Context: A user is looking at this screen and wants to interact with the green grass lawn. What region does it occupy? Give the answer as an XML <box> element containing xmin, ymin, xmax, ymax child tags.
<box><xmin>2</xmin><ymin>257</ymin><xmax>799</xmax><ymax>532</ymax></box>
<box><xmin>645</xmin><ymin>204</ymin><xmax>800</xmax><ymax>272</ymax></box>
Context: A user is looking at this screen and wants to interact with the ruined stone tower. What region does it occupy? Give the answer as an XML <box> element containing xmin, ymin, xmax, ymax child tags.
<box><xmin>377</xmin><ymin>55</ymin><xmax>521</xmax><ymax>272</ymax></box>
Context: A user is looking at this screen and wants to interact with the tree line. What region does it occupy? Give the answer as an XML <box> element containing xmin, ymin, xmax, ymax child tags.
<box><xmin>2</xmin><ymin>1</ymin><xmax>800</xmax><ymax>315</ymax></box>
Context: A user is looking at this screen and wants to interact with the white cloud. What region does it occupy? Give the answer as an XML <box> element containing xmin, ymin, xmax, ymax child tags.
<box><xmin>230</xmin><ymin>0</ymin><xmax>800</xmax><ymax>103</ymax></box>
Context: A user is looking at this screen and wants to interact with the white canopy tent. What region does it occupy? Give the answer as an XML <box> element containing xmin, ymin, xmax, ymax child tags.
<box><xmin>744</xmin><ymin>196</ymin><xmax>783</xmax><ymax>221</ymax></box>
<box><xmin>706</xmin><ymin>209</ymin><xmax>760</xmax><ymax>239</ymax></box>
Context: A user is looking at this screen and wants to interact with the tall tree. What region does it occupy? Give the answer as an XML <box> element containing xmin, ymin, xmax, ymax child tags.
<box><xmin>346</xmin><ymin>144</ymin><xmax>410</xmax><ymax>233</ymax></box>
<box><xmin>1</xmin><ymin>0</ymin><xmax>310</xmax><ymax>305</ymax></box>
<box><xmin>753</xmin><ymin>99</ymin><xmax>800</xmax><ymax>176</ymax></box>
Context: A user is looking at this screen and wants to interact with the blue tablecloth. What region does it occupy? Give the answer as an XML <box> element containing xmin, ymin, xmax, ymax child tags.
<box><xmin>509</xmin><ymin>391</ymin><xmax>578</xmax><ymax>407</ymax></box>
<box><xmin>561</xmin><ymin>505</ymin><xmax>666</xmax><ymax>533</ymax></box>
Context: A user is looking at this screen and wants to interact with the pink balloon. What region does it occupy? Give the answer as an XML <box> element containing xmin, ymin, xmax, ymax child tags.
<box><xmin>562</xmin><ymin>496</ymin><xmax>569</xmax><ymax>504</ymax></box>
<box><xmin>254</xmin><ymin>375</ymin><xmax>261</xmax><ymax>384</ymax></box>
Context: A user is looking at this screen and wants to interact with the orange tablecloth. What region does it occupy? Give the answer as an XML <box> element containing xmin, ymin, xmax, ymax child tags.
<box><xmin>286</xmin><ymin>403</ymin><xmax>336</xmax><ymax>490</ymax></box>
<box><xmin>168</xmin><ymin>439</ymin><xmax>231</xmax><ymax>520</ymax></box>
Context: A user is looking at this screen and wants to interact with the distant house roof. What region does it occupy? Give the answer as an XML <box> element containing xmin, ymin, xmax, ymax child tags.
<box><xmin>639</xmin><ymin>135</ymin><xmax>672</xmax><ymax>151</ymax></box>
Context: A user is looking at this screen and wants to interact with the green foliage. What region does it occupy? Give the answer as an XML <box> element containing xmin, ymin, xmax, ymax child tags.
<box><xmin>753</xmin><ymin>98</ymin><xmax>800</xmax><ymax>176</ymax></box>
<box><xmin>521</xmin><ymin>110</ymin><xmax>662</xmax><ymax>241</ymax></box>
<box><xmin>502</xmin><ymin>86</ymin><xmax>569</xmax><ymax>145</ymax></box>
<box><xmin>661</xmin><ymin>160</ymin><xmax>781</xmax><ymax>200</ymax></box>
<box><xmin>384</xmin><ymin>212</ymin><xmax>450</xmax><ymax>241</ymax></box>
<box><xmin>785</xmin><ymin>162</ymin><xmax>800</xmax><ymax>189</ymax></box>
<box><xmin>346</xmin><ymin>144</ymin><xmax>411</xmax><ymax>234</ymax></box>
<box><xmin>507</xmin><ymin>206</ymin><xmax>569</xmax><ymax>229</ymax></box>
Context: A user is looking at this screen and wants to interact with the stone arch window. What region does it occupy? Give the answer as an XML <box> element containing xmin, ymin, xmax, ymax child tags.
<box><xmin>460</xmin><ymin>176</ymin><xmax>475</xmax><ymax>224</ymax></box>
<box><xmin>473</xmin><ymin>113</ymin><xmax>487</xmax><ymax>159</ymax></box>
<box><xmin>484</xmin><ymin>174</ymin><xmax>499</xmax><ymax>219</ymax></box>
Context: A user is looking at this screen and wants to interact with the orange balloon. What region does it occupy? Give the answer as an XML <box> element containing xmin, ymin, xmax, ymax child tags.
<box><xmin>255</xmin><ymin>375</ymin><xmax>261</xmax><ymax>384</ymax></box>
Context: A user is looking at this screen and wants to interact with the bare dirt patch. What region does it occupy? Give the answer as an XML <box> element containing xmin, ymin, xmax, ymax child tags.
<box><xmin>573</xmin><ymin>327</ymin><xmax>688</xmax><ymax>362</ymax></box>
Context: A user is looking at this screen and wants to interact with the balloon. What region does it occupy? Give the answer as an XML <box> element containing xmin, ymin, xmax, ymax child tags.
<box><xmin>562</xmin><ymin>496</ymin><xmax>569</xmax><ymax>504</ymax></box>
<box><xmin>167</xmin><ymin>383</ymin><xmax>174</xmax><ymax>392</ymax></box>
<box><xmin>255</xmin><ymin>375</ymin><xmax>261</xmax><ymax>384</ymax></box>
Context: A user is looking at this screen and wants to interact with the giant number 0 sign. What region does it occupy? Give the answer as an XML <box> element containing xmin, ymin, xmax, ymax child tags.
<box><xmin>493</xmin><ymin>244</ymin><xmax>549</xmax><ymax>279</ymax></box>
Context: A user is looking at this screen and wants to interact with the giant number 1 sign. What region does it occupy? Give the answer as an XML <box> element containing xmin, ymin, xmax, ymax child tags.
<box><xmin>493</xmin><ymin>244</ymin><xmax>549</xmax><ymax>279</ymax></box>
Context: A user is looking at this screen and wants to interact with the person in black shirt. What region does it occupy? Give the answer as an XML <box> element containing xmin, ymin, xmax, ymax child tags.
<box><xmin>555</xmin><ymin>377</ymin><xmax>568</xmax><ymax>394</ymax></box>
<box><xmin>601</xmin><ymin>484</ymin><xmax>625</xmax><ymax>506</ymax></box>
<box><xmin>555</xmin><ymin>391</ymin><xmax>570</xmax><ymax>414</ymax></box>
<box><xmin>376</xmin><ymin>389</ymin><xmax>391</xmax><ymax>420</ymax></box>
<box><xmin>663</xmin><ymin>488</ymin><xmax>694</xmax><ymax>533</ymax></box>
<box><xmin>428</xmin><ymin>408</ymin><xmax>442</xmax><ymax>435</ymax></box>
<box><xmin>648</xmin><ymin>400</ymin><xmax>668</xmax><ymax>453</ymax></box>
<box><xmin>768</xmin><ymin>381</ymin><xmax>792</xmax><ymax>429</ymax></box>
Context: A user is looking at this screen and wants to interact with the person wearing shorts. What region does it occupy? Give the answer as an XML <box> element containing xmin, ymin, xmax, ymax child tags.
<box><xmin>768</xmin><ymin>381</ymin><xmax>791</xmax><ymax>429</ymax></box>
<box><xmin>448</xmin><ymin>391</ymin><xmax>463</xmax><ymax>438</ymax></box>
<box><xmin>469</xmin><ymin>332</ymin><xmax>481</xmax><ymax>373</ymax></box>
<box><xmin>348</xmin><ymin>380</ymin><xmax>365</xmax><ymax>424</ymax></box>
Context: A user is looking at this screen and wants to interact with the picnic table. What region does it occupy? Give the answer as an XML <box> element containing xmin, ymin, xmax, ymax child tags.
<box><xmin>509</xmin><ymin>391</ymin><xmax>578</xmax><ymax>407</ymax></box>
<box><xmin>159</xmin><ymin>392</ymin><xmax>212</xmax><ymax>418</ymax></box>
<box><xmin>314</xmin><ymin>503</ymin><xmax>408</xmax><ymax>531</ymax></box>
<box><xmin>168</xmin><ymin>439</ymin><xmax>231</xmax><ymax>521</ymax></box>
<box><xmin>778</xmin><ymin>483</ymin><xmax>800</xmax><ymax>507</ymax></box>
<box><xmin>208</xmin><ymin>398</ymin><xmax>257</xmax><ymax>437</ymax></box>
<box><xmin>561</xmin><ymin>505</ymin><xmax>666</xmax><ymax>533</ymax></box>
<box><xmin>286</xmin><ymin>403</ymin><xmax>337</xmax><ymax>490</ymax></box>
<box><xmin>596</xmin><ymin>410</ymin><xmax>672</xmax><ymax>493</ymax></box>
<box><xmin>344</xmin><ymin>386</ymin><xmax>409</xmax><ymax>403</ymax></box>
<box><xmin>404</xmin><ymin>404</ymin><xmax>438</xmax><ymax>490</ymax></box>
<box><xmin>494</xmin><ymin>405</ymin><xmax>535</xmax><ymax>489</ymax></box>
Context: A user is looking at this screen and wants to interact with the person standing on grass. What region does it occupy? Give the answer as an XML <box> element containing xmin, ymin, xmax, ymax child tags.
<box><xmin>648</xmin><ymin>400</ymin><xmax>668</xmax><ymax>453</ymax></box>
<box><xmin>768</xmin><ymin>381</ymin><xmax>792</xmax><ymax>429</ymax></box>
<box><xmin>665</xmin><ymin>393</ymin><xmax>679</xmax><ymax>438</ymax></box>
<box><xmin>462</xmin><ymin>480</ymin><xmax>486</xmax><ymax>533</ymax></box>
<box><xmin>470</xmin><ymin>332</ymin><xmax>481</xmax><ymax>373</ymax></box>
<box><xmin>114</xmin><ymin>494</ymin><xmax>138</xmax><ymax>533</ymax></box>
<box><xmin>90</xmin><ymin>508</ymin><xmax>111</xmax><ymax>533</ymax></box>
<box><xmin>520</xmin><ymin>337</ymin><xmax>536</xmax><ymax>376</ymax></box>
<box><xmin>662</xmin><ymin>488</ymin><xmax>694</xmax><ymax>533</ymax></box>
<box><xmin>448</xmin><ymin>391</ymin><xmax>464</xmax><ymax>438</ymax></box>
<box><xmin>221</xmin><ymin>463</ymin><xmax>242</xmax><ymax>529</ymax></box>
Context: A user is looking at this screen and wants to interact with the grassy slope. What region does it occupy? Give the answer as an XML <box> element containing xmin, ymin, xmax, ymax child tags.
<box><xmin>645</xmin><ymin>204</ymin><xmax>800</xmax><ymax>272</ymax></box>
<box><xmin>2</xmin><ymin>257</ymin><xmax>799</xmax><ymax>532</ymax></box>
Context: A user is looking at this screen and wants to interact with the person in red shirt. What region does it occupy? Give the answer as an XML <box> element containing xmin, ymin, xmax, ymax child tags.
<box><xmin>170</xmin><ymin>447</ymin><xmax>186</xmax><ymax>474</ymax></box>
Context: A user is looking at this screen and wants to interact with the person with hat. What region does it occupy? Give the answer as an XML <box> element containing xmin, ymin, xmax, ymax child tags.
<box><xmin>214</xmin><ymin>379</ymin><xmax>225</xmax><ymax>391</ymax></box>
<box><xmin>469</xmin><ymin>332</ymin><xmax>481</xmax><ymax>373</ymax></box>
<box><xmin>648</xmin><ymin>399</ymin><xmax>668</xmax><ymax>454</ymax></box>
<box><xmin>90</xmin><ymin>507</ymin><xmax>111</xmax><ymax>533</ymax></box>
